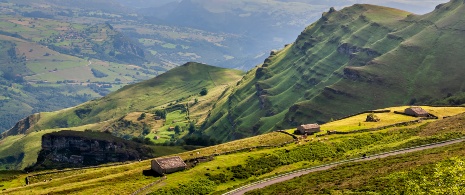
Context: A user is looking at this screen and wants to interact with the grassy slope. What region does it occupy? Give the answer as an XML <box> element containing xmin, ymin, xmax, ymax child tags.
<box><xmin>204</xmin><ymin>1</ymin><xmax>465</xmax><ymax>141</ymax></box>
<box><xmin>0</xmin><ymin>132</ymin><xmax>295</xmax><ymax>194</ymax></box>
<box><xmin>28</xmin><ymin>62</ymin><xmax>244</xmax><ymax>131</ymax></box>
<box><xmin>246</xmin><ymin>141</ymin><xmax>465</xmax><ymax>195</ymax></box>
<box><xmin>1</xmin><ymin>106</ymin><xmax>464</xmax><ymax>194</ymax></box>
<box><xmin>0</xmin><ymin>62</ymin><xmax>244</xmax><ymax>169</ymax></box>
<box><xmin>320</xmin><ymin>106</ymin><xmax>465</xmax><ymax>132</ymax></box>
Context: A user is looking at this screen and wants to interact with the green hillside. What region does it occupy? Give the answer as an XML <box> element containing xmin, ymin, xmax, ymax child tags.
<box><xmin>203</xmin><ymin>1</ymin><xmax>465</xmax><ymax>141</ymax></box>
<box><xmin>1</xmin><ymin>106</ymin><xmax>464</xmax><ymax>194</ymax></box>
<box><xmin>0</xmin><ymin>62</ymin><xmax>243</xmax><ymax>169</ymax></box>
<box><xmin>247</xmin><ymin>141</ymin><xmax>465</xmax><ymax>194</ymax></box>
<box><xmin>24</xmin><ymin>62</ymin><xmax>244</xmax><ymax>131</ymax></box>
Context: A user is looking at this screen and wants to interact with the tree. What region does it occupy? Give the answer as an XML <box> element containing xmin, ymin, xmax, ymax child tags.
<box><xmin>174</xmin><ymin>125</ymin><xmax>181</xmax><ymax>134</ymax></box>
<box><xmin>155</xmin><ymin>110</ymin><xmax>167</xmax><ymax>119</ymax></box>
<box><xmin>200</xmin><ymin>88</ymin><xmax>208</xmax><ymax>96</ymax></box>
<box><xmin>188</xmin><ymin>122</ymin><xmax>196</xmax><ymax>134</ymax></box>
<box><xmin>142</xmin><ymin>124</ymin><xmax>150</xmax><ymax>135</ymax></box>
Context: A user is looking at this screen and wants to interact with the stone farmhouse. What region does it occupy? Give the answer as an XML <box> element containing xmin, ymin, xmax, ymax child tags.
<box><xmin>404</xmin><ymin>107</ymin><xmax>429</xmax><ymax>117</ymax></box>
<box><xmin>297</xmin><ymin>124</ymin><xmax>320</xmax><ymax>135</ymax></box>
<box><xmin>151</xmin><ymin>156</ymin><xmax>187</xmax><ymax>175</ymax></box>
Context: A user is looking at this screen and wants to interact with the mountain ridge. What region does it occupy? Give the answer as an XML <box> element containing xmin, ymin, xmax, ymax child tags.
<box><xmin>202</xmin><ymin>0</ymin><xmax>465</xmax><ymax>141</ymax></box>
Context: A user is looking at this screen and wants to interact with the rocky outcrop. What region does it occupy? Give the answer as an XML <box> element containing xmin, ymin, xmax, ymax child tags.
<box><xmin>30</xmin><ymin>130</ymin><xmax>153</xmax><ymax>170</ymax></box>
<box><xmin>337</xmin><ymin>43</ymin><xmax>380</xmax><ymax>58</ymax></box>
<box><xmin>1</xmin><ymin>113</ymin><xmax>40</xmax><ymax>139</ymax></box>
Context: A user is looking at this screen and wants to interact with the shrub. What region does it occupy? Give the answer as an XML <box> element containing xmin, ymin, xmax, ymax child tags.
<box><xmin>138</xmin><ymin>113</ymin><xmax>146</xmax><ymax>121</ymax></box>
<box><xmin>200</xmin><ymin>88</ymin><xmax>208</xmax><ymax>96</ymax></box>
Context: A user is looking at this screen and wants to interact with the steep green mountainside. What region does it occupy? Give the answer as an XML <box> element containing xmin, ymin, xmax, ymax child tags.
<box><xmin>203</xmin><ymin>0</ymin><xmax>465</xmax><ymax>141</ymax></box>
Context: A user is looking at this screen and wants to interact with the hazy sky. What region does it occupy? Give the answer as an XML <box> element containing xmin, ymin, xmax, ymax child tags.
<box><xmin>154</xmin><ymin>0</ymin><xmax>451</xmax><ymax>14</ymax></box>
<box><xmin>344</xmin><ymin>0</ymin><xmax>450</xmax><ymax>14</ymax></box>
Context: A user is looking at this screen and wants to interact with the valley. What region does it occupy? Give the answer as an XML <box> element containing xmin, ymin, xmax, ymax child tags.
<box><xmin>1</xmin><ymin>0</ymin><xmax>465</xmax><ymax>194</ymax></box>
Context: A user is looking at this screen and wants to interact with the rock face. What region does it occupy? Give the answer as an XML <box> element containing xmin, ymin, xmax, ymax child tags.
<box><xmin>1</xmin><ymin>113</ymin><xmax>40</xmax><ymax>139</ymax></box>
<box><xmin>31</xmin><ymin>130</ymin><xmax>153</xmax><ymax>170</ymax></box>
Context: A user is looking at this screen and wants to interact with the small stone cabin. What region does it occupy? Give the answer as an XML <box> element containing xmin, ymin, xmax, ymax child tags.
<box><xmin>297</xmin><ymin>124</ymin><xmax>320</xmax><ymax>135</ymax></box>
<box><xmin>404</xmin><ymin>107</ymin><xmax>429</xmax><ymax>117</ymax></box>
<box><xmin>151</xmin><ymin>156</ymin><xmax>187</xmax><ymax>175</ymax></box>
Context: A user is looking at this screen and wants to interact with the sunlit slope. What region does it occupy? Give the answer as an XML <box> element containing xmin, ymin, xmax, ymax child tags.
<box><xmin>289</xmin><ymin>0</ymin><xmax>465</xmax><ymax>126</ymax></box>
<box><xmin>2</xmin><ymin>106</ymin><xmax>465</xmax><ymax>194</ymax></box>
<box><xmin>0</xmin><ymin>62</ymin><xmax>243</xmax><ymax>169</ymax></box>
<box><xmin>204</xmin><ymin>1</ymin><xmax>465</xmax><ymax>141</ymax></box>
<box><xmin>26</xmin><ymin>62</ymin><xmax>244</xmax><ymax>132</ymax></box>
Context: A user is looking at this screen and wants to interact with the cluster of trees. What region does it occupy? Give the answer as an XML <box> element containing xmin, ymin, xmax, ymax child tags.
<box><xmin>90</xmin><ymin>68</ymin><xmax>108</xmax><ymax>78</ymax></box>
<box><xmin>154</xmin><ymin>110</ymin><xmax>167</xmax><ymax>119</ymax></box>
<box><xmin>87</xmin><ymin>83</ymin><xmax>111</xmax><ymax>96</ymax></box>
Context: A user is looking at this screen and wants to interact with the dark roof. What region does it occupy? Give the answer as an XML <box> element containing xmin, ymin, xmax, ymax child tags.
<box><xmin>154</xmin><ymin>156</ymin><xmax>186</xmax><ymax>170</ymax></box>
<box><xmin>406</xmin><ymin>107</ymin><xmax>428</xmax><ymax>115</ymax></box>
<box><xmin>300</xmin><ymin>124</ymin><xmax>320</xmax><ymax>129</ymax></box>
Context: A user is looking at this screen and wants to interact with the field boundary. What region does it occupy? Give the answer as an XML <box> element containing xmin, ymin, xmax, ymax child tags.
<box><xmin>317</xmin><ymin>117</ymin><xmax>435</xmax><ymax>137</ymax></box>
<box><xmin>131</xmin><ymin>177</ymin><xmax>166</xmax><ymax>195</ymax></box>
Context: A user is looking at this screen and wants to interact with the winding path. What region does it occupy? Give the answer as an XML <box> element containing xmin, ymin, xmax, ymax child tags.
<box><xmin>224</xmin><ymin>137</ymin><xmax>465</xmax><ymax>195</ymax></box>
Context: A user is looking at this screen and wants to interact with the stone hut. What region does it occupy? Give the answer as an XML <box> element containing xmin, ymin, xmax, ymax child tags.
<box><xmin>404</xmin><ymin>107</ymin><xmax>429</xmax><ymax>117</ymax></box>
<box><xmin>151</xmin><ymin>156</ymin><xmax>187</xmax><ymax>175</ymax></box>
<box><xmin>297</xmin><ymin>124</ymin><xmax>320</xmax><ymax>135</ymax></box>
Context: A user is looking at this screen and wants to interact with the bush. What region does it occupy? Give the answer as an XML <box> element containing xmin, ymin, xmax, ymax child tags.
<box><xmin>138</xmin><ymin>113</ymin><xmax>146</xmax><ymax>121</ymax></box>
<box><xmin>200</xmin><ymin>88</ymin><xmax>208</xmax><ymax>96</ymax></box>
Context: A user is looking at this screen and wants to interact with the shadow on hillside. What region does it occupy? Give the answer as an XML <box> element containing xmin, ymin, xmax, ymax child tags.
<box><xmin>142</xmin><ymin>169</ymin><xmax>162</xmax><ymax>177</ymax></box>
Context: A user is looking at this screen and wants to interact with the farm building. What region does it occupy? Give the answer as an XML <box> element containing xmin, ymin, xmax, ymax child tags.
<box><xmin>404</xmin><ymin>107</ymin><xmax>429</xmax><ymax>117</ymax></box>
<box><xmin>297</xmin><ymin>124</ymin><xmax>320</xmax><ymax>135</ymax></box>
<box><xmin>151</xmin><ymin>156</ymin><xmax>187</xmax><ymax>175</ymax></box>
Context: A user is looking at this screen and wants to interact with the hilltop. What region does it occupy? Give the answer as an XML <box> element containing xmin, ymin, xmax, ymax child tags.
<box><xmin>202</xmin><ymin>0</ymin><xmax>465</xmax><ymax>141</ymax></box>
<box><xmin>0</xmin><ymin>62</ymin><xmax>243</xmax><ymax>169</ymax></box>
